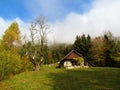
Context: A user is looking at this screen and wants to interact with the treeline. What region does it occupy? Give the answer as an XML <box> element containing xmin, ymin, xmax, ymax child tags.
<box><xmin>73</xmin><ymin>33</ymin><xmax>120</xmax><ymax>67</ymax></box>
<box><xmin>0</xmin><ymin>17</ymin><xmax>120</xmax><ymax>80</ymax></box>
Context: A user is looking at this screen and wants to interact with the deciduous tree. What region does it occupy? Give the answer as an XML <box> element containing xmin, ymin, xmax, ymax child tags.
<box><xmin>1</xmin><ymin>21</ymin><xmax>20</xmax><ymax>49</ymax></box>
<box><xmin>22</xmin><ymin>16</ymin><xmax>49</xmax><ymax>70</ymax></box>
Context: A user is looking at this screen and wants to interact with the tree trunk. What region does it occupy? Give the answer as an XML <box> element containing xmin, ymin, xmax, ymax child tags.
<box><xmin>34</xmin><ymin>64</ymin><xmax>40</xmax><ymax>71</ymax></box>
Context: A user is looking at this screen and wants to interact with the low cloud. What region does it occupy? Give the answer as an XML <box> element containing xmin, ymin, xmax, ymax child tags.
<box><xmin>51</xmin><ymin>0</ymin><xmax>120</xmax><ymax>43</ymax></box>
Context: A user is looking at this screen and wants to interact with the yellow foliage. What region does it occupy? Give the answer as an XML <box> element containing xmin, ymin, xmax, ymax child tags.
<box><xmin>73</xmin><ymin>57</ymin><xmax>84</xmax><ymax>65</ymax></box>
<box><xmin>1</xmin><ymin>22</ymin><xmax>21</xmax><ymax>48</ymax></box>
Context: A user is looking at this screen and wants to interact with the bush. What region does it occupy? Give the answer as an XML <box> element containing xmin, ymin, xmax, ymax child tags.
<box><xmin>73</xmin><ymin>57</ymin><xmax>84</xmax><ymax>65</ymax></box>
<box><xmin>0</xmin><ymin>50</ymin><xmax>22</xmax><ymax>80</ymax></box>
<box><xmin>21</xmin><ymin>56</ymin><xmax>34</xmax><ymax>71</ymax></box>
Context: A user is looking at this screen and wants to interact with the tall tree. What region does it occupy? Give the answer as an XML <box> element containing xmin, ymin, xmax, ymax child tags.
<box><xmin>22</xmin><ymin>16</ymin><xmax>49</xmax><ymax>71</ymax></box>
<box><xmin>90</xmin><ymin>36</ymin><xmax>106</xmax><ymax>66</ymax></box>
<box><xmin>1</xmin><ymin>21</ymin><xmax>20</xmax><ymax>49</ymax></box>
<box><xmin>35</xmin><ymin>16</ymin><xmax>49</xmax><ymax>53</ymax></box>
<box><xmin>0</xmin><ymin>22</ymin><xmax>22</xmax><ymax>80</ymax></box>
<box><xmin>112</xmin><ymin>39</ymin><xmax>120</xmax><ymax>67</ymax></box>
<box><xmin>104</xmin><ymin>31</ymin><xmax>116</xmax><ymax>66</ymax></box>
<box><xmin>73</xmin><ymin>34</ymin><xmax>92</xmax><ymax>59</ymax></box>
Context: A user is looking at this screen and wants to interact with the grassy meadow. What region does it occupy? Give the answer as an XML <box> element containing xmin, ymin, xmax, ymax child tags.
<box><xmin>0</xmin><ymin>66</ymin><xmax>120</xmax><ymax>90</ymax></box>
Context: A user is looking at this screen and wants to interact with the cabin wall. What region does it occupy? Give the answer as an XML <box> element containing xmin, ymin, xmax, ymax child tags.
<box><xmin>84</xmin><ymin>61</ymin><xmax>91</xmax><ymax>66</ymax></box>
<box><xmin>61</xmin><ymin>59</ymin><xmax>90</xmax><ymax>67</ymax></box>
<box><xmin>63</xmin><ymin>61</ymin><xmax>72</xmax><ymax>67</ymax></box>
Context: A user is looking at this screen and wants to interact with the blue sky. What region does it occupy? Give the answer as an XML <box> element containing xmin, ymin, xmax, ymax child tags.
<box><xmin>0</xmin><ymin>0</ymin><xmax>28</xmax><ymax>20</ymax></box>
<box><xmin>0</xmin><ymin>0</ymin><xmax>93</xmax><ymax>22</ymax></box>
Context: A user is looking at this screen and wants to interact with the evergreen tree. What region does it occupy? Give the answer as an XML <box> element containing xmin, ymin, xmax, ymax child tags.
<box><xmin>104</xmin><ymin>31</ymin><xmax>120</xmax><ymax>67</ymax></box>
<box><xmin>73</xmin><ymin>34</ymin><xmax>92</xmax><ymax>59</ymax></box>
<box><xmin>104</xmin><ymin>31</ymin><xmax>115</xmax><ymax>66</ymax></box>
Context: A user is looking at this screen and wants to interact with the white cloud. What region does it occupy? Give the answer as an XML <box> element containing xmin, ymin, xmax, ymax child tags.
<box><xmin>0</xmin><ymin>17</ymin><xmax>30</xmax><ymax>39</ymax></box>
<box><xmin>51</xmin><ymin>0</ymin><xmax>120</xmax><ymax>43</ymax></box>
<box><xmin>0</xmin><ymin>18</ymin><xmax>11</xmax><ymax>38</ymax></box>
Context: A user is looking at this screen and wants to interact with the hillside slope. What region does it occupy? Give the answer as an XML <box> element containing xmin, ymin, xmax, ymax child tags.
<box><xmin>0</xmin><ymin>67</ymin><xmax>120</xmax><ymax>90</ymax></box>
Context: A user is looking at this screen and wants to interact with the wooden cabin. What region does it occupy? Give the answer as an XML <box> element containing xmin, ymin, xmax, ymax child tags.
<box><xmin>59</xmin><ymin>50</ymin><xmax>94</xmax><ymax>68</ymax></box>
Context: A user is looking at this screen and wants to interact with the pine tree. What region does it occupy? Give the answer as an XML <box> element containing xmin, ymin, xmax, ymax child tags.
<box><xmin>73</xmin><ymin>34</ymin><xmax>92</xmax><ymax>59</ymax></box>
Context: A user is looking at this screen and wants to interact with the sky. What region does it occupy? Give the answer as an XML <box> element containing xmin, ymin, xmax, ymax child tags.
<box><xmin>0</xmin><ymin>0</ymin><xmax>120</xmax><ymax>43</ymax></box>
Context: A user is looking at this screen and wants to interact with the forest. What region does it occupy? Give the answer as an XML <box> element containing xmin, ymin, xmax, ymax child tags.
<box><xmin>0</xmin><ymin>16</ymin><xmax>120</xmax><ymax>81</ymax></box>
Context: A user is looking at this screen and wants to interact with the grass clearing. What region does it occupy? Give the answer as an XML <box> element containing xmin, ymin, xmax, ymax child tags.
<box><xmin>0</xmin><ymin>66</ymin><xmax>120</xmax><ymax>90</ymax></box>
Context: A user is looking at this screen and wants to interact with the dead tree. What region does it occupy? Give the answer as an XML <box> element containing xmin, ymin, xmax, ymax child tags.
<box><xmin>25</xmin><ymin>16</ymin><xmax>49</xmax><ymax>71</ymax></box>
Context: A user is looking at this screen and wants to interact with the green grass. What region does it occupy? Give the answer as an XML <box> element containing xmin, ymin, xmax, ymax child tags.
<box><xmin>0</xmin><ymin>66</ymin><xmax>120</xmax><ymax>90</ymax></box>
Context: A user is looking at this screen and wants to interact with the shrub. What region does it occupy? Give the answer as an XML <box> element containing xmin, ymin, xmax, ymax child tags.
<box><xmin>0</xmin><ymin>50</ymin><xmax>22</xmax><ymax>80</ymax></box>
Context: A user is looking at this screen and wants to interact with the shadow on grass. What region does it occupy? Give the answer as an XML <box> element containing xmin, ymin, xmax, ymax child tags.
<box><xmin>47</xmin><ymin>68</ymin><xmax>120</xmax><ymax>90</ymax></box>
